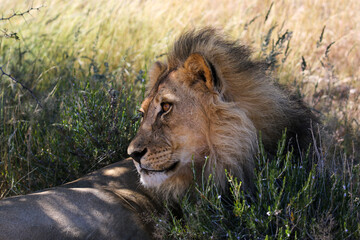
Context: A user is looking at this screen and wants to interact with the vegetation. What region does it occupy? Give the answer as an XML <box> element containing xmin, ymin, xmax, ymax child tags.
<box><xmin>155</xmin><ymin>133</ymin><xmax>360</xmax><ymax>239</ymax></box>
<box><xmin>0</xmin><ymin>0</ymin><xmax>359</xmax><ymax>238</ymax></box>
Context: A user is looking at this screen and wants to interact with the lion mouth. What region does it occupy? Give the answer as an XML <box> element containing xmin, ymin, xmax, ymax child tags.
<box><xmin>140</xmin><ymin>161</ymin><xmax>179</xmax><ymax>174</ymax></box>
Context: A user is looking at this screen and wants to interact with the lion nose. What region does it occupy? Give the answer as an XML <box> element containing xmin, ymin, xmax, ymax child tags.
<box><xmin>129</xmin><ymin>148</ymin><xmax>148</xmax><ymax>164</ymax></box>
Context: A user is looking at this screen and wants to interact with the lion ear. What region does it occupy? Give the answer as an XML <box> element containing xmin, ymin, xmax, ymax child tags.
<box><xmin>184</xmin><ymin>53</ymin><xmax>219</xmax><ymax>92</ymax></box>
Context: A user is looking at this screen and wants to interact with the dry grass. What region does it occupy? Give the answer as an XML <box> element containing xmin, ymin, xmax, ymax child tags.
<box><xmin>2</xmin><ymin>0</ymin><xmax>358</xmax><ymax>124</ymax></box>
<box><xmin>1</xmin><ymin>0</ymin><xmax>358</xmax><ymax>71</ymax></box>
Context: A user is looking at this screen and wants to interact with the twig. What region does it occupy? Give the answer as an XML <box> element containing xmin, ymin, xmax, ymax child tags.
<box><xmin>2</xmin><ymin>167</ymin><xmax>39</xmax><ymax>198</ymax></box>
<box><xmin>0</xmin><ymin>6</ymin><xmax>44</xmax><ymax>22</ymax></box>
<box><xmin>0</xmin><ymin>6</ymin><xmax>45</xmax><ymax>107</ymax></box>
<box><xmin>0</xmin><ymin>66</ymin><xmax>43</xmax><ymax>108</ymax></box>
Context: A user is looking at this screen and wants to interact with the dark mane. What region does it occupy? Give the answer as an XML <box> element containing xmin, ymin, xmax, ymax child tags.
<box><xmin>166</xmin><ymin>28</ymin><xmax>318</xmax><ymax>152</ymax></box>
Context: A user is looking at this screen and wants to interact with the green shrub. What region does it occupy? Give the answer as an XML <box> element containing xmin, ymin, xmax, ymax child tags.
<box><xmin>157</xmin><ymin>133</ymin><xmax>360</xmax><ymax>239</ymax></box>
<box><xmin>0</xmin><ymin>35</ymin><xmax>145</xmax><ymax>196</ymax></box>
<box><xmin>59</xmin><ymin>69</ymin><xmax>144</xmax><ymax>174</ymax></box>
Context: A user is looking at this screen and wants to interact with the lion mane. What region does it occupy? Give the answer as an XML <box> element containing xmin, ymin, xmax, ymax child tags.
<box><xmin>171</xmin><ymin>28</ymin><xmax>317</xmax><ymax>186</ymax></box>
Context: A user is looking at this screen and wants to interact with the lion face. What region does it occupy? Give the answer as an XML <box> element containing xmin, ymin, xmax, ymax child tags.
<box><xmin>127</xmin><ymin>56</ymin><xmax>213</xmax><ymax>195</ymax></box>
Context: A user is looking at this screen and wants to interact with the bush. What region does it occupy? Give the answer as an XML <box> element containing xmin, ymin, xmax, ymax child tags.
<box><xmin>0</xmin><ymin>19</ymin><xmax>145</xmax><ymax>195</ymax></box>
<box><xmin>1</xmin><ymin>59</ymin><xmax>144</xmax><ymax>196</ymax></box>
<box><xmin>156</xmin><ymin>133</ymin><xmax>360</xmax><ymax>239</ymax></box>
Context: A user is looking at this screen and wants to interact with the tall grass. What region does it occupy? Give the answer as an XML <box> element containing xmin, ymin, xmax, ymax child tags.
<box><xmin>0</xmin><ymin>0</ymin><xmax>359</xmax><ymax>238</ymax></box>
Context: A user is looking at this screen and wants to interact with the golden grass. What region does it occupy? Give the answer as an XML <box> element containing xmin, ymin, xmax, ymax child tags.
<box><xmin>1</xmin><ymin>0</ymin><xmax>359</xmax><ymax>130</ymax></box>
<box><xmin>1</xmin><ymin>0</ymin><xmax>358</xmax><ymax>70</ymax></box>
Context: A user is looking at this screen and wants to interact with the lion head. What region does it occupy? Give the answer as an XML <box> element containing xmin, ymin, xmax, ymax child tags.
<box><xmin>127</xmin><ymin>28</ymin><xmax>317</xmax><ymax>200</ymax></box>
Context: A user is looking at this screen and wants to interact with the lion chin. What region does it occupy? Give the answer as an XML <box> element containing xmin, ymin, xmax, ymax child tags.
<box><xmin>139</xmin><ymin>172</ymin><xmax>169</xmax><ymax>187</ymax></box>
<box><xmin>130</xmin><ymin>147</ymin><xmax>197</xmax><ymax>198</ymax></box>
<box><xmin>135</xmin><ymin>163</ymin><xmax>173</xmax><ymax>187</ymax></box>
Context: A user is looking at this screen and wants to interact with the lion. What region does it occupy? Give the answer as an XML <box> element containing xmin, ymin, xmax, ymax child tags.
<box><xmin>0</xmin><ymin>28</ymin><xmax>317</xmax><ymax>239</ymax></box>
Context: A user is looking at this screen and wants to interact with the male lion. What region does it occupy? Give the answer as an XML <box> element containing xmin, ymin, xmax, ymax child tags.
<box><xmin>0</xmin><ymin>28</ymin><xmax>317</xmax><ymax>239</ymax></box>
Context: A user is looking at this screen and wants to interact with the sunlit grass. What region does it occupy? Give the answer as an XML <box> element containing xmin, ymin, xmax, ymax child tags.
<box><xmin>1</xmin><ymin>0</ymin><xmax>359</xmax><ymax>73</ymax></box>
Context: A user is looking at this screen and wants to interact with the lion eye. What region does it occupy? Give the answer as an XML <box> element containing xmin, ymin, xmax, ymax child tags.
<box><xmin>161</xmin><ymin>102</ymin><xmax>171</xmax><ymax>112</ymax></box>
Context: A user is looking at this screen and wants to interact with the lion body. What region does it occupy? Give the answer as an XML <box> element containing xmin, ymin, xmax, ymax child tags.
<box><xmin>0</xmin><ymin>159</ymin><xmax>158</xmax><ymax>240</ymax></box>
